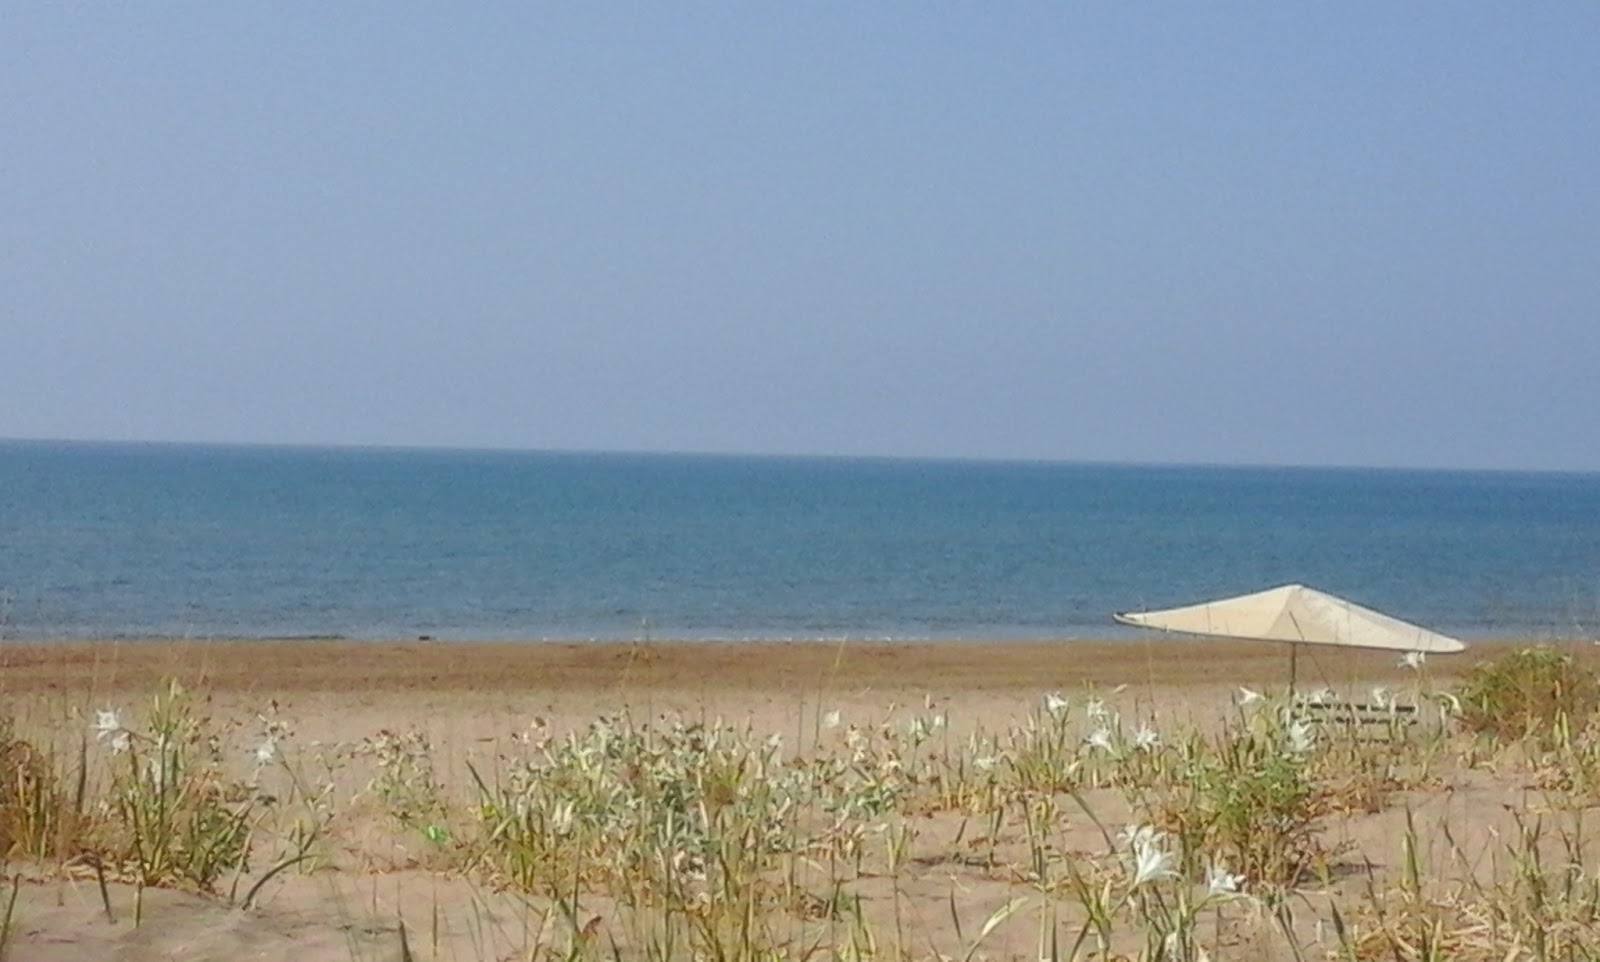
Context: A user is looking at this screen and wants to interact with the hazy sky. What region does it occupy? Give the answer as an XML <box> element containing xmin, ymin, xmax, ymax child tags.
<box><xmin>4</xmin><ymin>6</ymin><xmax>1597</xmax><ymax>470</ymax></box>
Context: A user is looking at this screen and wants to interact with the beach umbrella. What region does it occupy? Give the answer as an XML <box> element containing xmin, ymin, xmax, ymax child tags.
<box><xmin>1113</xmin><ymin>583</ymin><xmax>1465</xmax><ymax>685</ymax></box>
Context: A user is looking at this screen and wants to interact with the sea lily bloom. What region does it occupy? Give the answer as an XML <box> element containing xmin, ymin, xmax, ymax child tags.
<box><xmin>254</xmin><ymin>736</ymin><xmax>279</xmax><ymax>765</ymax></box>
<box><xmin>92</xmin><ymin>709</ymin><xmax>131</xmax><ymax>754</ymax></box>
<box><xmin>1236</xmin><ymin>687</ymin><xmax>1263</xmax><ymax>706</ymax></box>
<box><xmin>1207</xmin><ymin>862</ymin><xmax>1245</xmax><ymax>897</ymax></box>
<box><xmin>822</xmin><ymin>710</ymin><xmax>842</xmax><ymax>729</ymax></box>
<box><xmin>92</xmin><ymin>709</ymin><xmax>120</xmax><ymax>733</ymax></box>
<box><xmin>1286</xmin><ymin>718</ymin><xmax>1316</xmax><ymax>755</ymax></box>
<box><xmin>1086</xmin><ymin>727</ymin><xmax>1115</xmax><ymax>752</ymax></box>
<box><xmin>1132</xmin><ymin>722</ymin><xmax>1160</xmax><ymax>751</ymax></box>
<box><xmin>1400</xmin><ymin>651</ymin><xmax>1426</xmax><ymax>670</ymax></box>
<box><xmin>1121</xmin><ymin>824</ymin><xmax>1178</xmax><ymax>888</ymax></box>
<box><xmin>1044</xmin><ymin>692</ymin><xmax>1070</xmax><ymax>716</ymax></box>
<box><xmin>1084</xmin><ymin>698</ymin><xmax>1109</xmax><ymax>721</ymax></box>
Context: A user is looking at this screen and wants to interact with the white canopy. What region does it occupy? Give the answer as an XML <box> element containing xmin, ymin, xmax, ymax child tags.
<box><xmin>1114</xmin><ymin>583</ymin><xmax>1465</xmax><ymax>654</ymax></box>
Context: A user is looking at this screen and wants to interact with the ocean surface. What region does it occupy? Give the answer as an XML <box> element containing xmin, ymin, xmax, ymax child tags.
<box><xmin>1</xmin><ymin>440</ymin><xmax>1597</xmax><ymax>641</ymax></box>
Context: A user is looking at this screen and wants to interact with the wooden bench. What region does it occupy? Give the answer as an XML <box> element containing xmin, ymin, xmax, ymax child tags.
<box><xmin>1299</xmin><ymin>699</ymin><xmax>1418</xmax><ymax>740</ymax></box>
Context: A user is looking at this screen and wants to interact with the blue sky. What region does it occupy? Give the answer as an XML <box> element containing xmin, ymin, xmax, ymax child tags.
<box><xmin>4</xmin><ymin>5</ymin><xmax>1597</xmax><ymax>470</ymax></box>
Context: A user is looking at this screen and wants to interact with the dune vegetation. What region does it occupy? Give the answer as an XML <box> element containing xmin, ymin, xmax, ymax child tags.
<box><xmin>3</xmin><ymin>646</ymin><xmax>1600</xmax><ymax>960</ymax></box>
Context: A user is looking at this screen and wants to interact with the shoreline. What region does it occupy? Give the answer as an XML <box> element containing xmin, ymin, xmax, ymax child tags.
<box><xmin>2</xmin><ymin>623</ymin><xmax>1580</xmax><ymax>644</ymax></box>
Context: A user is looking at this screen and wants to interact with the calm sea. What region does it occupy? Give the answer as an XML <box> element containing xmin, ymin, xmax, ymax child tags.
<box><xmin>1</xmin><ymin>440</ymin><xmax>1597</xmax><ymax>641</ymax></box>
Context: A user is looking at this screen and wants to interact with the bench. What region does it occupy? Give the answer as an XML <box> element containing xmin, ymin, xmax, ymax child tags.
<box><xmin>1299</xmin><ymin>699</ymin><xmax>1418</xmax><ymax>740</ymax></box>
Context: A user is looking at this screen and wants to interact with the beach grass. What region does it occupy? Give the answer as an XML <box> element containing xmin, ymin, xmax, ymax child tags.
<box><xmin>1</xmin><ymin>640</ymin><xmax>1599</xmax><ymax>960</ymax></box>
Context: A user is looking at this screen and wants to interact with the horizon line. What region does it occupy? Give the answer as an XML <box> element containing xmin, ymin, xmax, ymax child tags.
<box><xmin>2</xmin><ymin>432</ymin><xmax>1596</xmax><ymax>479</ymax></box>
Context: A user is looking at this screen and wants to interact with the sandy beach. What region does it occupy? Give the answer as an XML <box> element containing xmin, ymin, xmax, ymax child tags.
<box><xmin>0</xmin><ymin>633</ymin><xmax>1511</xmax><ymax>698</ymax></box>
<box><xmin>1</xmin><ymin>636</ymin><xmax>1594</xmax><ymax>961</ymax></box>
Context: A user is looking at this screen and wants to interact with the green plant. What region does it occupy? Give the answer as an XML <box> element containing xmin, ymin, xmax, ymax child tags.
<box><xmin>1533</xmin><ymin>716</ymin><xmax>1600</xmax><ymax>806</ymax></box>
<box><xmin>0</xmin><ymin>715</ymin><xmax>89</xmax><ymax>861</ymax></box>
<box><xmin>1457</xmin><ymin>646</ymin><xmax>1600</xmax><ymax>742</ymax></box>
<box><xmin>473</xmin><ymin>714</ymin><xmax>801</xmax><ymax>891</ymax></box>
<box><xmin>351</xmin><ymin>727</ymin><xmax>453</xmax><ymax>850</ymax></box>
<box><xmin>469</xmin><ymin>712</ymin><xmax>823</xmax><ymax>960</ymax></box>
<box><xmin>1057</xmin><ymin>820</ymin><xmax>1256</xmax><ymax>962</ymax></box>
<box><xmin>98</xmin><ymin>682</ymin><xmax>267</xmax><ymax>896</ymax></box>
<box><xmin>1156</xmin><ymin>706</ymin><xmax>1325</xmax><ymax>888</ymax></box>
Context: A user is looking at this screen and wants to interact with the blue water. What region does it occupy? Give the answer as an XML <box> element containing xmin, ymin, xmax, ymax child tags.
<box><xmin>1</xmin><ymin>439</ymin><xmax>1598</xmax><ymax>641</ymax></box>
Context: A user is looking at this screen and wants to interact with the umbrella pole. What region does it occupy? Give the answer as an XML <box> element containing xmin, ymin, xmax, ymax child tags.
<box><xmin>1289</xmin><ymin>643</ymin><xmax>1299</xmax><ymax>690</ymax></box>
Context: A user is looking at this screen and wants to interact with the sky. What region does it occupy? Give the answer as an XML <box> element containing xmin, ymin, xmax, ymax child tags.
<box><xmin>3</xmin><ymin>5</ymin><xmax>1597</xmax><ymax>471</ymax></box>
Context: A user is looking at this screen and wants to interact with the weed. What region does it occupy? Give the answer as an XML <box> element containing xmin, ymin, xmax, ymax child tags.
<box><xmin>0</xmin><ymin>715</ymin><xmax>88</xmax><ymax>860</ymax></box>
<box><xmin>1458</xmin><ymin>646</ymin><xmax>1600</xmax><ymax>742</ymax></box>
<box><xmin>1154</xmin><ymin>702</ymin><xmax>1327</xmax><ymax>888</ymax></box>
<box><xmin>10</xmin><ymin>671</ymin><xmax>1600</xmax><ymax>960</ymax></box>
<box><xmin>96</xmin><ymin>682</ymin><xmax>268</xmax><ymax>894</ymax></box>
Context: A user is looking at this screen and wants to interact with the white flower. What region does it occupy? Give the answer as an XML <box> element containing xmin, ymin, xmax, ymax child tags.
<box><xmin>973</xmin><ymin>755</ymin><xmax>998</xmax><ymax>772</ymax></box>
<box><xmin>1118</xmin><ymin>823</ymin><xmax>1151</xmax><ymax>846</ymax></box>
<box><xmin>1132</xmin><ymin>840</ymin><xmax>1178</xmax><ymax>887</ymax></box>
<box><xmin>1132</xmin><ymin>722</ymin><xmax>1160</xmax><ymax>751</ymax></box>
<box><xmin>1084</xmin><ymin>698</ymin><xmax>1109</xmax><ymax>721</ymax></box>
<box><xmin>1236</xmin><ymin>686</ymin><xmax>1264</xmax><ymax>706</ymax></box>
<box><xmin>1369</xmin><ymin>687</ymin><xmax>1393</xmax><ymax>711</ymax></box>
<box><xmin>1400</xmin><ymin>651</ymin><xmax>1426</xmax><ymax>670</ymax></box>
<box><xmin>92</xmin><ymin>709</ymin><xmax>131</xmax><ymax>754</ymax></box>
<box><xmin>1206</xmin><ymin>862</ymin><xmax>1245</xmax><ymax>897</ymax></box>
<box><xmin>822</xmin><ymin>710</ymin><xmax>842</xmax><ymax>729</ymax></box>
<box><xmin>1286</xmin><ymin>718</ymin><xmax>1316</xmax><ymax>755</ymax></box>
<box><xmin>1295</xmin><ymin>687</ymin><xmax>1335</xmax><ymax>706</ymax></box>
<box><xmin>1044</xmin><ymin>691</ymin><xmax>1069</xmax><ymax>716</ymax></box>
<box><xmin>253</xmin><ymin>736</ymin><xmax>278</xmax><ymax>765</ymax></box>
<box><xmin>1086</xmin><ymin>727</ymin><xmax>1115</xmax><ymax>753</ymax></box>
<box><xmin>1121</xmin><ymin>824</ymin><xmax>1178</xmax><ymax>888</ymax></box>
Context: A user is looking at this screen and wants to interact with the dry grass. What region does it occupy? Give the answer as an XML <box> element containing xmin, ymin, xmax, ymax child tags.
<box><xmin>0</xmin><ymin>639</ymin><xmax>1598</xmax><ymax>961</ymax></box>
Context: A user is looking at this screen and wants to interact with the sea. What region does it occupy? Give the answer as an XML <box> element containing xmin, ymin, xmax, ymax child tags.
<box><xmin>1</xmin><ymin>439</ymin><xmax>1597</xmax><ymax>642</ymax></box>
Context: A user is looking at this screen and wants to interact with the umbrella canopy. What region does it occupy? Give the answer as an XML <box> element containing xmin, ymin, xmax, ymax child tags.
<box><xmin>1114</xmin><ymin>583</ymin><xmax>1465</xmax><ymax>654</ymax></box>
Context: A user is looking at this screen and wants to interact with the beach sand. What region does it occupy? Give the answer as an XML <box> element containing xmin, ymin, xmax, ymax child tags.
<box><xmin>0</xmin><ymin>636</ymin><xmax>1590</xmax><ymax>961</ymax></box>
<box><xmin>0</xmin><ymin>633</ymin><xmax>1505</xmax><ymax>705</ymax></box>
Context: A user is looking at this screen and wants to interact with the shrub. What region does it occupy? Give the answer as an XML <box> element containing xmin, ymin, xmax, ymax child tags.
<box><xmin>98</xmin><ymin>682</ymin><xmax>266</xmax><ymax>893</ymax></box>
<box><xmin>1457</xmin><ymin>646</ymin><xmax>1600</xmax><ymax>741</ymax></box>
<box><xmin>0</xmin><ymin>716</ymin><xmax>88</xmax><ymax>860</ymax></box>
<box><xmin>1157</xmin><ymin>707</ymin><xmax>1324</xmax><ymax>887</ymax></box>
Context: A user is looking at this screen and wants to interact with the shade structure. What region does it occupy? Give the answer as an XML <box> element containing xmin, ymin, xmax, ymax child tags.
<box><xmin>1114</xmin><ymin>583</ymin><xmax>1465</xmax><ymax>654</ymax></box>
